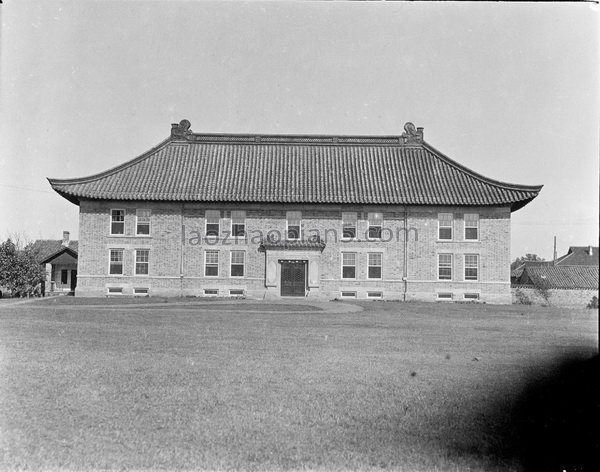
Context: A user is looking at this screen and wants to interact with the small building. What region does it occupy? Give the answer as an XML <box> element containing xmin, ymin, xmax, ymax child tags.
<box><xmin>48</xmin><ymin>120</ymin><xmax>542</xmax><ymax>303</ymax></box>
<box><xmin>30</xmin><ymin>231</ymin><xmax>78</xmax><ymax>295</ymax></box>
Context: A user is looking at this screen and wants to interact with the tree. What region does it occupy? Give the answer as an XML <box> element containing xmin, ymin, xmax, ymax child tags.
<box><xmin>511</xmin><ymin>254</ymin><xmax>545</xmax><ymax>271</ymax></box>
<box><xmin>0</xmin><ymin>238</ymin><xmax>45</xmax><ymax>297</ymax></box>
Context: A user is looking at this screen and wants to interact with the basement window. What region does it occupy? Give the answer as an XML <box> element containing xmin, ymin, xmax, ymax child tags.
<box><xmin>340</xmin><ymin>291</ymin><xmax>357</xmax><ymax>298</ymax></box>
<box><xmin>229</xmin><ymin>289</ymin><xmax>244</xmax><ymax>296</ymax></box>
<box><xmin>107</xmin><ymin>287</ymin><xmax>123</xmax><ymax>295</ymax></box>
<box><xmin>437</xmin><ymin>292</ymin><xmax>453</xmax><ymax>300</ymax></box>
<box><xmin>204</xmin><ymin>289</ymin><xmax>218</xmax><ymax>296</ymax></box>
<box><xmin>134</xmin><ymin>287</ymin><xmax>149</xmax><ymax>296</ymax></box>
<box><xmin>367</xmin><ymin>291</ymin><xmax>383</xmax><ymax>299</ymax></box>
<box><xmin>464</xmin><ymin>293</ymin><xmax>480</xmax><ymax>300</ymax></box>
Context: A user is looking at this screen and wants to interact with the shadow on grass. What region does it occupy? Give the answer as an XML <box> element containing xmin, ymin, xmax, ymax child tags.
<box><xmin>451</xmin><ymin>351</ymin><xmax>599</xmax><ymax>472</ymax></box>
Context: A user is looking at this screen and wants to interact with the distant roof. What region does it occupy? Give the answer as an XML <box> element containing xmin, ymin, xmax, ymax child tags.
<box><xmin>511</xmin><ymin>260</ymin><xmax>553</xmax><ymax>278</ymax></box>
<box><xmin>48</xmin><ymin>120</ymin><xmax>542</xmax><ymax>211</ymax></box>
<box><xmin>518</xmin><ymin>265</ymin><xmax>599</xmax><ymax>290</ymax></box>
<box><xmin>29</xmin><ymin>240</ymin><xmax>78</xmax><ymax>263</ymax></box>
<box><xmin>555</xmin><ymin>246</ymin><xmax>599</xmax><ymax>266</ymax></box>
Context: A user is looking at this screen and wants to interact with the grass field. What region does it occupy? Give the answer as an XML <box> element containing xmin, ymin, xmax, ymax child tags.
<box><xmin>0</xmin><ymin>299</ymin><xmax>597</xmax><ymax>471</ymax></box>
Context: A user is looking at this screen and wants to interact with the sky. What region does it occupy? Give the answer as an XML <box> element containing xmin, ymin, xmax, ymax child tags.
<box><xmin>0</xmin><ymin>0</ymin><xmax>598</xmax><ymax>260</ymax></box>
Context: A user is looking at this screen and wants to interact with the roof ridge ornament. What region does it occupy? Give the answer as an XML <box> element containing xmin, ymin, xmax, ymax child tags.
<box><xmin>401</xmin><ymin>122</ymin><xmax>424</xmax><ymax>144</ymax></box>
<box><xmin>171</xmin><ymin>119</ymin><xmax>192</xmax><ymax>139</ymax></box>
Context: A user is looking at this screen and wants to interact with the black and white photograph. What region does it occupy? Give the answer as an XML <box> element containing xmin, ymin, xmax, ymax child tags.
<box><xmin>0</xmin><ymin>1</ymin><xmax>598</xmax><ymax>470</ymax></box>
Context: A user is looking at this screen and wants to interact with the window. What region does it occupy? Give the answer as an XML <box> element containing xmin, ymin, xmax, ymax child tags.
<box><xmin>135</xmin><ymin>249</ymin><xmax>149</xmax><ymax>275</ymax></box>
<box><xmin>204</xmin><ymin>289</ymin><xmax>218</xmax><ymax>296</ymax></box>
<box><xmin>111</xmin><ymin>209</ymin><xmax>125</xmax><ymax>235</ymax></box>
<box><xmin>438</xmin><ymin>213</ymin><xmax>453</xmax><ymax>240</ymax></box>
<box><xmin>107</xmin><ymin>287</ymin><xmax>123</xmax><ymax>295</ymax></box>
<box><xmin>341</xmin><ymin>252</ymin><xmax>356</xmax><ymax>279</ymax></box>
<box><xmin>134</xmin><ymin>287</ymin><xmax>149</xmax><ymax>296</ymax></box>
<box><xmin>438</xmin><ymin>254</ymin><xmax>452</xmax><ymax>280</ymax></box>
<box><xmin>368</xmin><ymin>253</ymin><xmax>382</xmax><ymax>279</ymax></box>
<box><xmin>464</xmin><ymin>293</ymin><xmax>480</xmax><ymax>300</ymax></box>
<box><xmin>340</xmin><ymin>291</ymin><xmax>356</xmax><ymax>298</ymax></box>
<box><xmin>368</xmin><ymin>212</ymin><xmax>383</xmax><ymax>239</ymax></box>
<box><xmin>109</xmin><ymin>249</ymin><xmax>124</xmax><ymax>275</ymax></box>
<box><xmin>136</xmin><ymin>209</ymin><xmax>151</xmax><ymax>235</ymax></box>
<box><xmin>205</xmin><ymin>250</ymin><xmax>219</xmax><ymax>277</ymax></box>
<box><xmin>60</xmin><ymin>270</ymin><xmax>68</xmax><ymax>284</ymax></box>
<box><xmin>464</xmin><ymin>254</ymin><xmax>479</xmax><ymax>281</ymax></box>
<box><xmin>230</xmin><ymin>289</ymin><xmax>244</xmax><ymax>296</ymax></box>
<box><xmin>286</xmin><ymin>211</ymin><xmax>301</xmax><ymax>240</ymax></box>
<box><xmin>437</xmin><ymin>292</ymin><xmax>453</xmax><ymax>300</ymax></box>
<box><xmin>367</xmin><ymin>291</ymin><xmax>383</xmax><ymax>299</ymax></box>
<box><xmin>205</xmin><ymin>210</ymin><xmax>220</xmax><ymax>237</ymax></box>
<box><xmin>342</xmin><ymin>212</ymin><xmax>357</xmax><ymax>239</ymax></box>
<box><xmin>230</xmin><ymin>251</ymin><xmax>245</xmax><ymax>277</ymax></box>
<box><xmin>464</xmin><ymin>214</ymin><xmax>479</xmax><ymax>240</ymax></box>
<box><xmin>231</xmin><ymin>210</ymin><xmax>246</xmax><ymax>237</ymax></box>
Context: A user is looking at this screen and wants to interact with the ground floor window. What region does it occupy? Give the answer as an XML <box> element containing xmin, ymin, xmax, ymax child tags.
<box><xmin>135</xmin><ymin>249</ymin><xmax>149</xmax><ymax>275</ymax></box>
<box><xmin>341</xmin><ymin>252</ymin><xmax>356</xmax><ymax>279</ymax></box>
<box><xmin>205</xmin><ymin>250</ymin><xmax>219</xmax><ymax>277</ymax></box>
<box><xmin>438</xmin><ymin>254</ymin><xmax>452</xmax><ymax>280</ymax></box>
<box><xmin>464</xmin><ymin>254</ymin><xmax>479</xmax><ymax>281</ymax></box>
<box><xmin>109</xmin><ymin>249</ymin><xmax>124</xmax><ymax>275</ymax></box>
<box><xmin>368</xmin><ymin>253</ymin><xmax>382</xmax><ymax>279</ymax></box>
<box><xmin>230</xmin><ymin>251</ymin><xmax>245</xmax><ymax>277</ymax></box>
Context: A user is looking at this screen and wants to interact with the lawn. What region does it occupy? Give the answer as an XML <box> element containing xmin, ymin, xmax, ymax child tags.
<box><xmin>0</xmin><ymin>299</ymin><xmax>597</xmax><ymax>471</ymax></box>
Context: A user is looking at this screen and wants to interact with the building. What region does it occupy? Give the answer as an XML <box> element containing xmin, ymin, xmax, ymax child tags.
<box><xmin>512</xmin><ymin>246</ymin><xmax>599</xmax><ymax>283</ymax></box>
<box><xmin>30</xmin><ymin>231</ymin><xmax>78</xmax><ymax>295</ymax></box>
<box><xmin>48</xmin><ymin>120</ymin><xmax>542</xmax><ymax>303</ymax></box>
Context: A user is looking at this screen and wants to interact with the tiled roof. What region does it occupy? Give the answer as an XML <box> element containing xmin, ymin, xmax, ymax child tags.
<box><xmin>48</xmin><ymin>120</ymin><xmax>542</xmax><ymax>211</ymax></box>
<box><xmin>259</xmin><ymin>238</ymin><xmax>326</xmax><ymax>252</ymax></box>
<box><xmin>29</xmin><ymin>240</ymin><xmax>78</xmax><ymax>263</ymax></box>
<box><xmin>555</xmin><ymin>246</ymin><xmax>599</xmax><ymax>266</ymax></box>
<box><xmin>519</xmin><ymin>266</ymin><xmax>599</xmax><ymax>290</ymax></box>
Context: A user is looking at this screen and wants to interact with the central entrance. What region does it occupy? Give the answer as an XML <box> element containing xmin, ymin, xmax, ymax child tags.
<box><xmin>280</xmin><ymin>260</ymin><xmax>306</xmax><ymax>297</ymax></box>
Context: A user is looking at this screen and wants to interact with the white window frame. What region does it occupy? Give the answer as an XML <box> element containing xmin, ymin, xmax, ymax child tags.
<box><xmin>230</xmin><ymin>250</ymin><xmax>245</xmax><ymax>278</ymax></box>
<box><xmin>231</xmin><ymin>210</ymin><xmax>246</xmax><ymax>238</ymax></box>
<box><xmin>135</xmin><ymin>249</ymin><xmax>149</xmax><ymax>276</ymax></box>
<box><xmin>204</xmin><ymin>250</ymin><xmax>219</xmax><ymax>277</ymax></box>
<box><xmin>342</xmin><ymin>212</ymin><xmax>357</xmax><ymax>240</ymax></box>
<box><xmin>341</xmin><ymin>252</ymin><xmax>357</xmax><ymax>279</ymax></box>
<box><xmin>286</xmin><ymin>211</ymin><xmax>302</xmax><ymax>240</ymax></box>
<box><xmin>367</xmin><ymin>212</ymin><xmax>383</xmax><ymax>240</ymax></box>
<box><xmin>438</xmin><ymin>213</ymin><xmax>453</xmax><ymax>241</ymax></box>
<box><xmin>464</xmin><ymin>254</ymin><xmax>479</xmax><ymax>281</ymax></box>
<box><xmin>438</xmin><ymin>253</ymin><xmax>453</xmax><ymax>281</ymax></box>
<box><xmin>205</xmin><ymin>210</ymin><xmax>220</xmax><ymax>238</ymax></box>
<box><xmin>109</xmin><ymin>248</ymin><xmax>124</xmax><ymax>275</ymax></box>
<box><xmin>367</xmin><ymin>252</ymin><xmax>383</xmax><ymax>279</ymax></box>
<box><xmin>136</xmin><ymin>209</ymin><xmax>151</xmax><ymax>236</ymax></box>
<box><xmin>110</xmin><ymin>209</ymin><xmax>125</xmax><ymax>235</ymax></box>
<box><xmin>464</xmin><ymin>213</ymin><xmax>479</xmax><ymax>241</ymax></box>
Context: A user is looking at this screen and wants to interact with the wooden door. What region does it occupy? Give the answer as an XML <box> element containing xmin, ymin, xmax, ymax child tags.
<box><xmin>280</xmin><ymin>261</ymin><xmax>306</xmax><ymax>297</ymax></box>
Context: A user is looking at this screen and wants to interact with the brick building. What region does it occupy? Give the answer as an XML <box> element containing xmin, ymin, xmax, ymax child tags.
<box><xmin>49</xmin><ymin>120</ymin><xmax>542</xmax><ymax>303</ymax></box>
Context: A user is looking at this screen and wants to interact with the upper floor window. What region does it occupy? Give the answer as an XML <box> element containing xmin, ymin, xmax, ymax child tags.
<box><xmin>111</xmin><ymin>209</ymin><xmax>125</xmax><ymax>235</ymax></box>
<box><xmin>205</xmin><ymin>250</ymin><xmax>219</xmax><ymax>277</ymax></box>
<box><xmin>438</xmin><ymin>213</ymin><xmax>453</xmax><ymax>240</ymax></box>
<box><xmin>438</xmin><ymin>254</ymin><xmax>452</xmax><ymax>280</ymax></box>
<box><xmin>136</xmin><ymin>209</ymin><xmax>151</xmax><ymax>235</ymax></box>
<box><xmin>286</xmin><ymin>211</ymin><xmax>301</xmax><ymax>240</ymax></box>
<box><xmin>205</xmin><ymin>210</ymin><xmax>220</xmax><ymax>237</ymax></box>
<box><xmin>231</xmin><ymin>211</ymin><xmax>246</xmax><ymax>237</ymax></box>
<box><xmin>341</xmin><ymin>252</ymin><xmax>356</xmax><ymax>279</ymax></box>
<box><xmin>368</xmin><ymin>253</ymin><xmax>383</xmax><ymax>279</ymax></box>
<box><xmin>230</xmin><ymin>250</ymin><xmax>245</xmax><ymax>277</ymax></box>
<box><xmin>368</xmin><ymin>212</ymin><xmax>383</xmax><ymax>239</ymax></box>
<box><xmin>342</xmin><ymin>212</ymin><xmax>357</xmax><ymax>240</ymax></box>
<box><xmin>464</xmin><ymin>254</ymin><xmax>479</xmax><ymax>281</ymax></box>
<box><xmin>109</xmin><ymin>249</ymin><xmax>124</xmax><ymax>275</ymax></box>
<box><xmin>135</xmin><ymin>249</ymin><xmax>149</xmax><ymax>275</ymax></box>
<box><xmin>464</xmin><ymin>214</ymin><xmax>479</xmax><ymax>240</ymax></box>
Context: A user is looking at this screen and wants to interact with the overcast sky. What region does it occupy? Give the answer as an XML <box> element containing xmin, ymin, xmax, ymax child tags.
<box><xmin>0</xmin><ymin>0</ymin><xmax>598</xmax><ymax>260</ymax></box>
